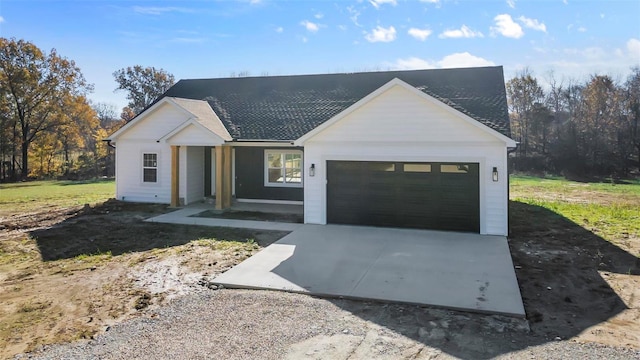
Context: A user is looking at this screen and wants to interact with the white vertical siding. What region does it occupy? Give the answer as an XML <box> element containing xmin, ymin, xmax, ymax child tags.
<box><xmin>302</xmin><ymin>84</ymin><xmax>511</xmax><ymax>236</ymax></box>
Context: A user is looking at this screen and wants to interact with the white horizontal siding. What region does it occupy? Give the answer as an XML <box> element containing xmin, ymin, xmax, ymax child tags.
<box><xmin>115</xmin><ymin>140</ymin><xmax>171</xmax><ymax>204</ymax></box>
<box><xmin>315</xmin><ymin>85</ymin><xmax>500</xmax><ymax>144</ymax></box>
<box><xmin>302</xmin><ymin>84</ymin><xmax>510</xmax><ymax>236</ymax></box>
<box><xmin>119</xmin><ymin>103</ymin><xmax>189</xmax><ymax>141</ymax></box>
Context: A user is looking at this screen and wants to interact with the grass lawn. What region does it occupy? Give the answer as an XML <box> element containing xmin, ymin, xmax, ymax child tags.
<box><xmin>0</xmin><ymin>179</ymin><xmax>115</xmax><ymax>216</ymax></box>
<box><xmin>510</xmin><ymin>174</ymin><xmax>640</xmax><ymax>253</ymax></box>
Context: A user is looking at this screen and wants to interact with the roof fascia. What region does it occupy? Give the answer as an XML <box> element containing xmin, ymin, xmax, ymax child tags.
<box><xmin>231</xmin><ymin>141</ymin><xmax>297</xmax><ymax>147</ymax></box>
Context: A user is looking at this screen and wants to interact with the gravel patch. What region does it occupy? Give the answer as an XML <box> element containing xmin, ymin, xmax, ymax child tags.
<box><xmin>19</xmin><ymin>289</ymin><xmax>640</xmax><ymax>360</ymax></box>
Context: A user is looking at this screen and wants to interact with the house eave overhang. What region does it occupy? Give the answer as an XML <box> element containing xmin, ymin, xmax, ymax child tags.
<box><xmin>231</xmin><ymin>139</ymin><xmax>298</xmax><ymax>147</ymax></box>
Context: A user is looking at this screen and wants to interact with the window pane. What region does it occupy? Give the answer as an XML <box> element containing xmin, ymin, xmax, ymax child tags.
<box><xmin>368</xmin><ymin>163</ymin><xmax>395</xmax><ymax>172</ymax></box>
<box><xmin>404</xmin><ymin>164</ymin><xmax>431</xmax><ymax>172</ymax></box>
<box><xmin>285</xmin><ymin>153</ymin><xmax>301</xmax><ymax>170</ymax></box>
<box><xmin>143</xmin><ymin>168</ymin><xmax>157</xmax><ymax>182</ymax></box>
<box><xmin>285</xmin><ymin>168</ymin><xmax>302</xmax><ymax>183</ymax></box>
<box><xmin>143</xmin><ymin>154</ymin><xmax>157</xmax><ymax>168</ymax></box>
<box><xmin>441</xmin><ymin>164</ymin><xmax>469</xmax><ymax>173</ymax></box>
<box><xmin>268</xmin><ymin>168</ymin><xmax>284</xmax><ymax>183</ymax></box>
<box><xmin>268</xmin><ymin>154</ymin><xmax>282</xmax><ymax>168</ymax></box>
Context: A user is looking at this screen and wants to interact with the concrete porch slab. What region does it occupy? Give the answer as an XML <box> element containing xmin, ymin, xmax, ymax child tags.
<box><xmin>213</xmin><ymin>224</ymin><xmax>525</xmax><ymax>317</ymax></box>
<box><xmin>145</xmin><ymin>207</ymin><xmax>302</xmax><ymax>232</ymax></box>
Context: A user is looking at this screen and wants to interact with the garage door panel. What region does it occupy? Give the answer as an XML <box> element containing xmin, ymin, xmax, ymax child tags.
<box><xmin>327</xmin><ymin>161</ymin><xmax>479</xmax><ymax>232</ymax></box>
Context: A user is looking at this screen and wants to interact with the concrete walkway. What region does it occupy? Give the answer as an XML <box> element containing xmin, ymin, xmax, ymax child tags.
<box><xmin>145</xmin><ymin>207</ymin><xmax>302</xmax><ymax>232</ymax></box>
<box><xmin>214</xmin><ymin>224</ymin><xmax>526</xmax><ymax>317</ymax></box>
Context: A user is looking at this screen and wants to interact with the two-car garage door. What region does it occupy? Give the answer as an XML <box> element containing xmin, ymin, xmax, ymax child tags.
<box><xmin>326</xmin><ymin>161</ymin><xmax>480</xmax><ymax>232</ymax></box>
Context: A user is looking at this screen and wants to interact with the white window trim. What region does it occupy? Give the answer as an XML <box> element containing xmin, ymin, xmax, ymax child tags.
<box><xmin>142</xmin><ymin>152</ymin><xmax>159</xmax><ymax>184</ymax></box>
<box><xmin>264</xmin><ymin>149</ymin><xmax>303</xmax><ymax>188</ymax></box>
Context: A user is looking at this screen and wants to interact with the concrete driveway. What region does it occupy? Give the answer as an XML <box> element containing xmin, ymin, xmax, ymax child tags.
<box><xmin>213</xmin><ymin>224</ymin><xmax>525</xmax><ymax>317</ymax></box>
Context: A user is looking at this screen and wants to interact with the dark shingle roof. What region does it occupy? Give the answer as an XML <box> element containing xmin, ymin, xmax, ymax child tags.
<box><xmin>160</xmin><ymin>66</ymin><xmax>511</xmax><ymax>141</ymax></box>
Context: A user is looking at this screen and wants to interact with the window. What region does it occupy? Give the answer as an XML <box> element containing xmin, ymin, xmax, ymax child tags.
<box><xmin>441</xmin><ymin>164</ymin><xmax>469</xmax><ymax>174</ymax></box>
<box><xmin>143</xmin><ymin>153</ymin><xmax>158</xmax><ymax>183</ymax></box>
<box><xmin>403</xmin><ymin>164</ymin><xmax>432</xmax><ymax>173</ymax></box>
<box><xmin>368</xmin><ymin>163</ymin><xmax>395</xmax><ymax>172</ymax></box>
<box><xmin>265</xmin><ymin>150</ymin><xmax>302</xmax><ymax>187</ymax></box>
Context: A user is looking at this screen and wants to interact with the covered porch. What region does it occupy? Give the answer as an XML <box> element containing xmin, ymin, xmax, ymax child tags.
<box><xmin>168</xmin><ymin>145</ymin><xmax>233</xmax><ymax>210</ymax></box>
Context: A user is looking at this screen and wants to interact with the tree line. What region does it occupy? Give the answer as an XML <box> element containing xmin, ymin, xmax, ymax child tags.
<box><xmin>507</xmin><ymin>68</ymin><xmax>640</xmax><ymax>180</ymax></box>
<box><xmin>2</xmin><ymin>37</ymin><xmax>638</xmax><ymax>182</ymax></box>
<box><xmin>0</xmin><ymin>38</ymin><xmax>174</xmax><ymax>182</ymax></box>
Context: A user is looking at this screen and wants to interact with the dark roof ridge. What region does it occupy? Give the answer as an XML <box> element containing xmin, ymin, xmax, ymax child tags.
<box><xmin>177</xmin><ymin>65</ymin><xmax>505</xmax><ymax>82</ymax></box>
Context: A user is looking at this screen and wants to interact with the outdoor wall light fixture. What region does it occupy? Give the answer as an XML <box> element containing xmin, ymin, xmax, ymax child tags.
<box><xmin>492</xmin><ymin>167</ymin><xmax>499</xmax><ymax>182</ymax></box>
<box><xmin>309</xmin><ymin>163</ymin><xmax>315</xmax><ymax>177</ymax></box>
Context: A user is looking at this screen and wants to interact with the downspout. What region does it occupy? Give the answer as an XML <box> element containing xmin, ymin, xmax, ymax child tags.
<box><xmin>507</xmin><ymin>145</ymin><xmax>518</xmax><ymax>237</ymax></box>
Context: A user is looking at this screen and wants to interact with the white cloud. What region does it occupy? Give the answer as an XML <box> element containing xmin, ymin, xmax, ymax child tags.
<box><xmin>315</xmin><ymin>13</ymin><xmax>324</xmax><ymax>19</ymax></box>
<box><xmin>249</xmin><ymin>0</ymin><xmax>262</xmax><ymax>4</ymax></box>
<box><xmin>628</xmin><ymin>38</ymin><xmax>640</xmax><ymax>58</ymax></box>
<box><xmin>392</xmin><ymin>52</ymin><xmax>495</xmax><ymax>70</ymax></box>
<box><xmin>408</xmin><ymin>27</ymin><xmax>432</xmax><ymax>41</ymax></box>
<box><xmin>132</xmin><ymin>6</ymin><xmax>194</xmax><ymax>15</ymax></box>
<box><xmin>364</xmin><ymin>26</ymin><xmax>397</xmax><ymax>43</ymax></box>
<box><xmin>300</xmin><ymin>20</ymin><xmax>320</xmax><ymax>33</ymax></box>
<box><xmin>438</xmin><ymin>52</ymin><xmax>496</xmax><ymax>68</ymax></box>
<box><xmin>394</xmin><ymin>57</ymin><xmax>436</xmax><ymax>70</ymax></box>
<box><xmin>517</xmin><ymin>16</ymin><xmax>546</xmax><ymax>32</ymax></box>
<box><xmin>578</xmin><ymin>26</ymin><xmax>587</xmax><ymax>32</ymax></box>
<box><xmin>369</xmin><ymin>0</ymin><xmax>397</xmax><ymax>9</ymax></box>
<box><xmin>347</xmin><ymin>6</ymin><xmax>361</xmax><ymax>27</ymax></box>
<box><xmin>0</xmin><ymin>16</ymin><xmax>4</xmax><ymax>23</ymax></box>
<box><xmin>541</xmin><ymin>40</ymin><xmax>639</xmax><ymax>81</ymax></box>
<box><xmin>275</xmin><ymin>27</ymin><xmax>283</xmax><ymax>33</ymax></box>
<box><xmin>507</xmin><ymin>0</ymin><xmax>516</xmax><ymax>9</ymax></box>
<box><xmin>438</xmin><ymin>25</ymin><xmax>483</xmax><ymax>39</ymax></box>
<box><xmin>338</xmin><ymin>25</ymin><xmax>348</xmax><ymax>31</ymax></box>
<box><xmin>491</xmin><ymin>14</ymin><xmax>524</xmax><ymax>38</ymax></box>
<box><xmin>419</xmin><ymin>0</ymin><xmax>440</xmax><ymax>3</ymax></box>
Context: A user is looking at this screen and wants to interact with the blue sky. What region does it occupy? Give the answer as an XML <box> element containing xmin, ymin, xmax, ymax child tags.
<box><xmin>1</xmin><ymin>0</ymin><xmax>639</xmax><ymax>111</ymax></box>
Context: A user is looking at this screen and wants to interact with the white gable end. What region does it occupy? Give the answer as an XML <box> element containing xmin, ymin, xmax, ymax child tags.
<box><xmin>166</xmin><ymin>122</ymin><xmax>226</xmax><ymax>146</ymax></box>
<box><xmin>118</xmin><ymin>102</ymin><xmax>191</xmax><ymax>141</ymax></box>
<box><xmin>309</xmin><ymin>84</ymin><xmax>500</xmax><ymax>144</ymax></box>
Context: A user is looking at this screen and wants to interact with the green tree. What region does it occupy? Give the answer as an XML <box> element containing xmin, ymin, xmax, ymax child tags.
<box><xmin>580</xmin><ymin>75</ymin><xmax>623</xmax><ymax>174</ymax></box>
<box><xmin>113</xmin><ymin>65</ymin><xmax>175</xmax><ymax>115</ymax></box>
<box><xmin>0</xmin><ymin>38</ymin><xmax>91</xmax><ymax>180</ymax></box>
<box><xmin>624</xmin><ymin>67</ymin><xmax>640</xmax><ymax>170</ymax></box>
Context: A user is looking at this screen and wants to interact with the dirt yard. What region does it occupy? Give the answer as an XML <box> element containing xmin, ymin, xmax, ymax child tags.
<box><xmin>0</xmin><ymin>200</ymin><xmax>286</xmax><ymax>358</ymax></box>
<box><xmin>0</xmin><ymin>181</ymin><xmax>639</xmax><ymax>359</ymax></box>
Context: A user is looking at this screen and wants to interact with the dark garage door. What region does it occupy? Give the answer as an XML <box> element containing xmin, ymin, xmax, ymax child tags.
<box><xmin>327</xmin><ymin>161</ymin><xmax>480</xmax><ymax>232</ymax></box>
